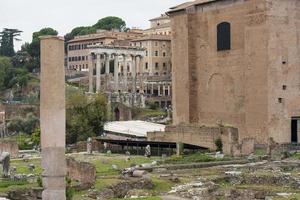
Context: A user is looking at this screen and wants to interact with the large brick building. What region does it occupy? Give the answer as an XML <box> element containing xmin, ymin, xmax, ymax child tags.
<box><xmin>169</xmin><ymin>0</ymin><xmax>300</xmax><ymax>144</ymax></box>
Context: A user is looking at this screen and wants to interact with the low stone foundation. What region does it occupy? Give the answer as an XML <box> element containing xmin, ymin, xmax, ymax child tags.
<box><xmin>148</xmin><ymin>124</ymin><xmax>239</xmax><ymax>155</ymax></box>
<box><xmin>0</xmin><ymin>140</ymin><xmax>19</xmax><ymax>158</ymax></box>
<box><xmin>66</xmin><ymin>157</ymin><xmax>96</xmax><ymax>187</ymax></box>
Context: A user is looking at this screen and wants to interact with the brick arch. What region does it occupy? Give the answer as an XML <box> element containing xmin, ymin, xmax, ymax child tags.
<box><xmin>111</xmin><ymin>102</ymin><xmax>132</xmax><ymax>121</ymax></box>
<box><xmin>206</xmin><ymin>73</ymin><xmax>225</xmax><ymax>113</ymax></box>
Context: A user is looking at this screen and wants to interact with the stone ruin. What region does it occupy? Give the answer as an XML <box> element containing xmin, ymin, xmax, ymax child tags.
<box><xmin>66</xmin><ymin>157</ymin><xmax>96</xmax><ymax>190</ymax></box>
<box><xmin>0</xmin><ymin>151</ymin><xmax>10</xmax><ymax>177</ymax></box>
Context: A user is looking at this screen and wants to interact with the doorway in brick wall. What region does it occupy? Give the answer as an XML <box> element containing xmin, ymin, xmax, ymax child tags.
<box><xmin>291</xmin><ymin>117</ymin><xmax>300</xmax><ymax>143</ymax></box>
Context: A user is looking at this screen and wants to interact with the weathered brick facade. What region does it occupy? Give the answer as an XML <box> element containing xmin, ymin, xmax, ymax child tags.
<box><xmin>169</xmin><ymin>0</ymin><xmax>300</xmax><ymax>144</ymax></box>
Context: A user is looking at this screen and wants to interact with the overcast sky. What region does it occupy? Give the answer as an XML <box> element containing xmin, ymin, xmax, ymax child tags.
<box><xmin>0</xmin><ymin>0</ymin><xmax>187</xmax><ymax>50</ymax></box>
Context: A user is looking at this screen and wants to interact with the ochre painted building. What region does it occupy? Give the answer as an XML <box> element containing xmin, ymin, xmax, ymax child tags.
<box><xmin>169</xmin><ymin>0</ymin><xmax>300</xmax><ymax>144</ymax></box>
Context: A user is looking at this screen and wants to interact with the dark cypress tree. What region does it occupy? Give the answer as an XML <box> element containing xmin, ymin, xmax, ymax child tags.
<box><xmin>0</xmin><ymin>28</ymin><xmax>22</xmax><ymax>57</ymax></box>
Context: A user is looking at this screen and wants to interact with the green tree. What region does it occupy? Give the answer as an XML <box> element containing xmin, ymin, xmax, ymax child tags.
<box><xmin>7</xmin><ymin>112</ymin><xmax>39</xmax><ymax>135</ymax></box>
<box><xmin>0</xmin><ymin>56</ymin><xmax>14</xmax><ymax>90</ymax></box>
<box><xmin>0</xmin><ymin>28</ymin><xmax>22</xmax><ymax>57</ymax></box>
<box><xmin>31</xmin><ymin>128</ymin><xmax>41</xmax><ymax>146</ymax></box>
<box><xmin>27</xmin><ymin>28</ymin><xmax>58</xmax><ymax>69</ymax></box>
<box><xmin>66</xmin><ymin>88</ymin><xmax>108</xmax><ymax>144</ymax></box>
<box><xmin>93</xmin><ymin>16</ymin><xmax>126</xmax><ymax>31</ymax></box>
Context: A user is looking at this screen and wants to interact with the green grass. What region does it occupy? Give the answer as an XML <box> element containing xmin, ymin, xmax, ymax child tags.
<box><xmin>290</xmin><ymin>153</ymin><xmax>300</xmax><ymax>160</ymax></box>
<box><xmin>132</xmin><ymin>108</ymin><xmax>166</xmax><ymax>120</ymax></box>
<box><xmin>255</xmin><ymin>148</ymin><xmax>267</xmax><ymax>156</ymax></box>
<box><xmin>88</xmin><ymin>154</ymin><xmax>161</xmax><ymax>176</ymax></box>
<box><xmin>10</xmin><ymin>158</ymin><xmax>42</xmax><ymax>175</ymax></box>
<box><xmin>0</xmin><ymin>180</ymin><xmax>38</xmax><ymax>193</ymax></box>
<box><xmin>151</xmin><ymin>176</ymin><xmax>175</xmax><ymax>194</ymax></box>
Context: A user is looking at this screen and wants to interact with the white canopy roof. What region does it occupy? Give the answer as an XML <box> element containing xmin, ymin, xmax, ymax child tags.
<box><xmin>104</xmin><ymin>120</ymin><xmax>165</xmax><ymax>138</ymax></box>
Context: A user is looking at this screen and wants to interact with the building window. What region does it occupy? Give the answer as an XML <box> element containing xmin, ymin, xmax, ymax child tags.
<box><xmin>217</xmin><ymin>22</ymin><xmax>231</xmax><ymax>51</ymax></box>
<box><xmin>155</xmin><ymin>62</ymin><xmax>159</xmax><ymax>69</ymax></box>
<box><xmin>163</xmin><ymin>52</ymin><xmax>166</xmax><ymax>57</ymax></box>
<box><xmin>69</xmin><ymin>57</ymin><xmax>71</xmax><ymax>62</ymax></box>
<box><xmin>146</xmin><ymin>51</ymin><xmax>148</xmax><ymax>56</ymax></box>
<box><xmin>145</xmin><ymin>62</ymin><xmax>148</xmax><ymax>70</ymax></box>
<box><xmin>155</xmin><ymin>51</ymin><xmax>159</xmax><ymax>56</ymax></box>
<box><xmin>283</xmin><ymin>85</ymin><xmax>287</xmax><ymax>90</ymax></box>
<box><xmin>163</xmin><ymin>63</ymin><xmax>167</xmax><ymax>69</ymax></box>
<box><xmin>155</xmin><ymin>42</ymin><xmax>158</xmax><ymax>46</ymax></box>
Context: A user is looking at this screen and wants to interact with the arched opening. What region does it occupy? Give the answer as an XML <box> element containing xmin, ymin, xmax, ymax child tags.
<box><xmin>217</xmin><ymin>22</ymin><xmax>231</xmax><ymax>51</ymax></box>
<box><xmin>114</xmin><ymin>107</ymin><xmax>120</xmax><ymax>121</ymax></box>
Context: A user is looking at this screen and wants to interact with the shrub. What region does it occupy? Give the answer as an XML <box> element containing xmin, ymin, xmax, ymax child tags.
<box><xmin>214</xmin><ymin>138</ymin><xmax>223</xmax><ymax>152</ymax></box>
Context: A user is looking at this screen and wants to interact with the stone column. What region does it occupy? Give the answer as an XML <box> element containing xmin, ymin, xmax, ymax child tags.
<box><xmin>158</xmin><ymin>84</ymin><xmax>161</xmax><ymax>96</ymax></box>
<box><xmin>96</xmin><ymin>54</ymin><xmax>101</xmax><ymax>93</ymax></box>
<box><xmin>163</xmin><ymin>85</ymin><xmax>166</xmax><ymax>96</ymax></box>
<box><xmin>136</xmin><ymin>56</ymin><xmax>141</xmax><ymax>75</ymax></box>
<box><xmin>40</xmin><ymin>36</ymin><xmax>66</xmax><ymax>200</ymax></box>
<box><xmin>105</xmin><ymin>54</ymin><xmax>110</xmax><ymax>74</ymax></box>
<box><xmin>132</xmin><ymin>56</ymin><xmax>136</xmax><ymax>91</ymax></box>
<box><xmin>168</xmin><ymin>85</ymin><xmax>171</xmax><ymax>96</ymax></box>
<box><xmin>151</xmin><ymin>83</ymin><xmax>154</xmax><ymax>95</ymax></box>
<box><xmin>88</xmin><ymin>54</ymin><xmax>94</xmax><ymax>93</ymax></box>
<box><xmin>114</xmin><ymin>55</ymin><xmax>119</xmax><ymax>92</ymax></box>
<box><xmin>123</xmin><ymin>55</ymin><xmax>128</xmax><ymax>91</ymax></box>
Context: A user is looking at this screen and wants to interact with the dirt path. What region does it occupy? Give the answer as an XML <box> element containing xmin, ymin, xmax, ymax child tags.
<box><xmin>161</xmin><ymin>195</ymin><xmax>189</xmax><ymax>200</ymax></box>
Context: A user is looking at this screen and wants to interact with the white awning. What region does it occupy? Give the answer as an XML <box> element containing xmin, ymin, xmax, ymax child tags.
<box><xmin>104</xmin><ymin>120</ymin><xmax>165</xmax><ymax>138</ymax></box>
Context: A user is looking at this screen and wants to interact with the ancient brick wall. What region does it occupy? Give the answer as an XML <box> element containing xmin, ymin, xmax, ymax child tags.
<box><xmin>66</xmin><ymin>157</ymin><xmax>96</xmax><ymax>184</ymax></box>
<box><xmin>0</xmin><ymin>140</ymin><xmax>19</xmax><ymax>158</ymax></box>
<box><xmin>148</xmin><ymin>125</ymin><xmax>239</xmax><ymax>155</ymax></box>
<box><xmin>170</xmin><ymin>0</ymin><xmax>300</xmax><ymax>144</ymax></box>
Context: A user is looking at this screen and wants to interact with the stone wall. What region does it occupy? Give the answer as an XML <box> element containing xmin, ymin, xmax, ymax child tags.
<box><xmin>1</xmin><ymin>104</ymin><xmax>39</xmax><ymax>120</ymax></box>
<box><xmin>170</xmin><ymin>0</ymin><xmax>300</xmax><ymax>145</ymax></box>
<box><xmin>148</xmin><ymin>125</ymin><xmax>239</xmax><ymax>155</ymax></box>
<box><xmin>66</xmin><ymin>157</ymin><xmax>96</xmax><ymax>185</ymax></box>
<box><xmin>0</xmin><ymin>140</ymin><xmax>19</xmax><ymax>158</ymax></box>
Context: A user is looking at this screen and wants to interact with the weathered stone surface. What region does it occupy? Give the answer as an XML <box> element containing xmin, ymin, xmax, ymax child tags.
<box><xmin>7</xmin><ymin>188</ymin><xmax>42</xmax><ymax>200</ymax></box>
<box><xmin>169</xmin><ymin>0</ymin><xmax>300</xmax><ymax>145</ymax></box>
<box><xmin>40</xmin><ymin>36</ymin><xmax>66</xmax><ymax>200</ymax></box>
<box><xmin>66</xmin><ymin>157</ymin><xmax>96</xmax><ymax>184</ymax></box>
<box><xmin>0</xmin><ymin>141</ymin><xmax>18</xmax><ymax>158</ymax></box>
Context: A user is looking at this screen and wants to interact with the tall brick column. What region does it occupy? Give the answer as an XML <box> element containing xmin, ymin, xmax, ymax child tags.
<box><xmin>40</xmin><ymin>36</ymin><xmax>66</xmax><ymax>200</ymax></box>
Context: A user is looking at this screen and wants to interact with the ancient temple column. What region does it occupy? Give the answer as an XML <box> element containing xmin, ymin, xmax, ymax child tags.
<box><xmin>132</xmin><ymin>56</ymin><xmax>137</xmax><ymax>92</ymax></box>
<box><xmin>151</xmin><ymin>83</ymin><xmax>154</xmax><ymax>95</ymax></box>
<box><xmin>163</xmin><ymin>85</ymin><xmax>166</xmax><ymax>96</ymax></box>
<box><xmin>88</xmin><ymin>54</ymin><xmax>94</xmax><ymax>93</ymax></box>
<box><xmin>168</xmin><ymin>84</ymin><xmax>171</xmax><ymax>96</ymax></box>
<box><xmin>105</xmin><ymin>54</ymin><xmax>110</xmax><ymax>74</ymax></box>
<box><xmin>96</xmin><ymin>54</ymin><xmax>101</xmax><ymax>93</ymax></box>
<box><xmin>114</xmin><ymin>55</ymin><xmax>119</xmax><ymax>92</ymax></box>
<box><xmin>123</xmin><ymin>55</ymin><xmax>128</xmax><ymax>91</ymax></box>
<box><xmin>40</xmin><ymin>36</ymin><xmax>66</xmax><ymax>200</ymax></box>
<box><xmin>158</xmin><ymin>84</ymin><xmax>161</xmax><ymax>96</ymax></box>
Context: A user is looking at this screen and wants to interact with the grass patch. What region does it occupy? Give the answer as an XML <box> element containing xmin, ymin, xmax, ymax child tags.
<box><xmin>165</xmin><ymin>153</ymin><xmax>229</xmax><ymax>164</ymax></box>
<box><xmin>255</xmin><ymin>148</ymin><xmax>267</xmax><ymax>156</ymax></box>
<box><xmin>0</xmin><ymin>180</ymin><xmax>38</xmax><ymax>193</ymax></box>
<box><xmin>132</xmin><ymin>108</ymin><xmax>166</xmax><ymax>120</ymax></box>
<box><xmin>94</xmin><ymin>178</ymin><xmax>121</xmax><ymax>192</ymax></box>
<box><xmin>151</xmin><ymin>176</ymin><xmax>175</xmax><ymax>194</ymax></box>
<box><xmin>9</xmin><ymin>158</ymin><xmax>42</xmax><ymax>175</ymax></box>
<box><xmin>290</xmin><ymin>153</ymin><xmax>300</xmax><ymax>160</ymax></box>
<box><xmin>89</xmin><ymin>154</ymin><xmax>161</xmax><ymax>176</ymax></box>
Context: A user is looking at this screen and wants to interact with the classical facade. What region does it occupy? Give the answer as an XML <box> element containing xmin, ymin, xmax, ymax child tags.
<box><xmin>66</xmin><ymin>15</ymin><xmax>173</xmax><ymax>109</ymax></box>
<box><xmin>67</xmin><ymin>30</ymin><xmax>143</xmax><ymax>71</ymax></box>
<box><xmin>169</xmin><ymin>0</ymin><xmax>300</xmax><ymax>144</ymax></box>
